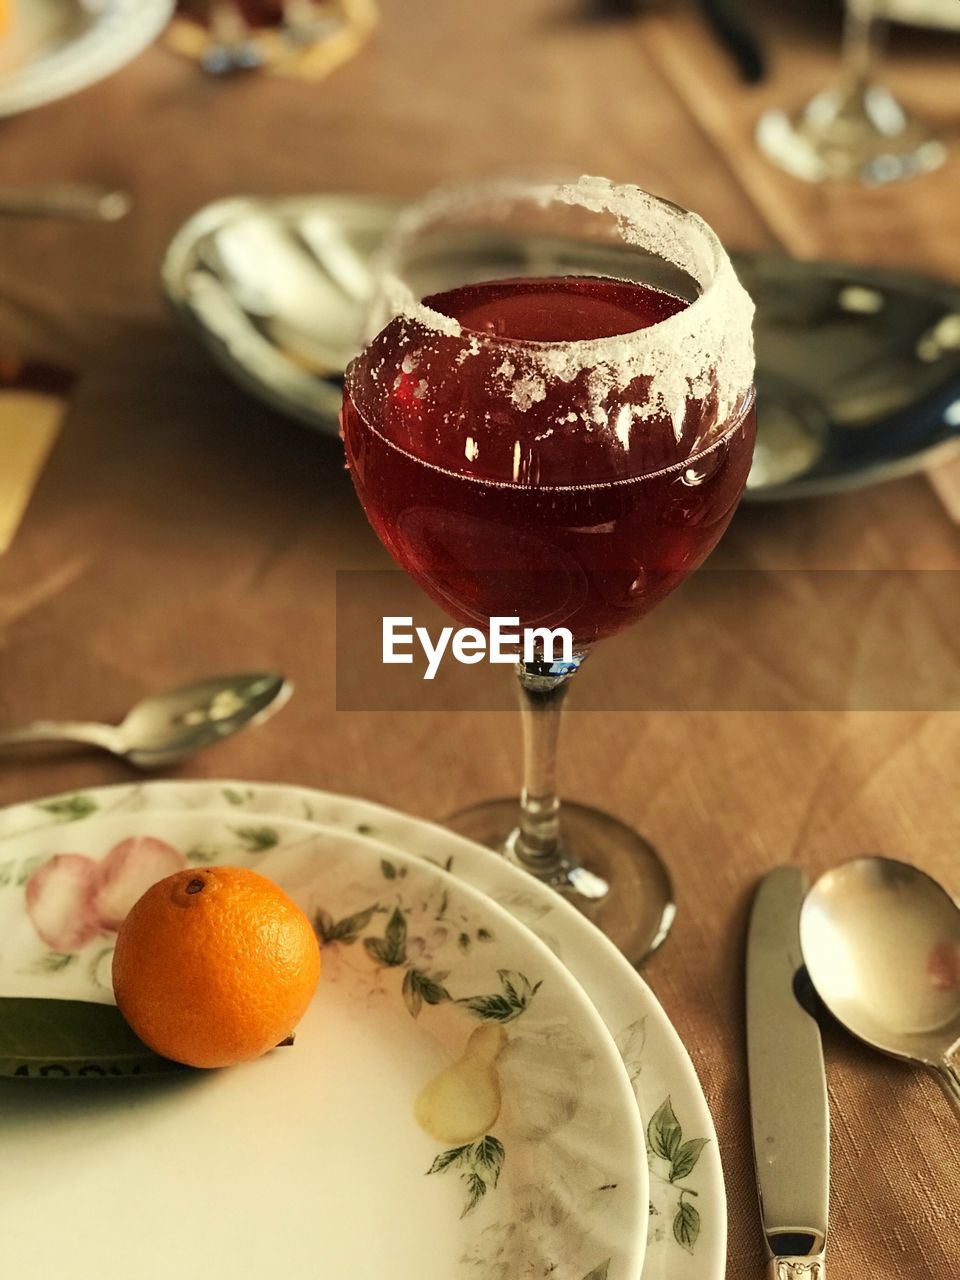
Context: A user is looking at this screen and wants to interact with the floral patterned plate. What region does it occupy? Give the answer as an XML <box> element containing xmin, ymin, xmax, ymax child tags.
<box><xmin>0</xmin><ymin>806</ymin><xmax>647</xmax><ymax>1280</ymax></box>
<box><xmin>0</xmin><ymin>782</ymin><xmax>724</xmax><ymax>1280</ymax></box>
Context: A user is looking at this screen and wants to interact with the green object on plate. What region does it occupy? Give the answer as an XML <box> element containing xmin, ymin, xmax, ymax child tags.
<box><xmin>0</xmin><ymin>997</ymin><xmax>186</xmax><ymax>1079</ymax></box>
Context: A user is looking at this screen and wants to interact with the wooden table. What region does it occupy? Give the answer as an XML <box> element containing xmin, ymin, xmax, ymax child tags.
<box><xmin>1</xmin><ymin>3</ymin><xmax>958</xmax><ymax>1276</ymax></box>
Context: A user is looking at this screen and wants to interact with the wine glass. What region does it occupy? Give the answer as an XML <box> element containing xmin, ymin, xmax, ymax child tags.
<box><xmin>341</xmin><ymin>176</ymin><xmax>756</xmax><ymax>962</ymax></box>
<box><xmin>757</xmin><ymin>0</ymin><xmax>945</xmax><ymax>184</ymax></box>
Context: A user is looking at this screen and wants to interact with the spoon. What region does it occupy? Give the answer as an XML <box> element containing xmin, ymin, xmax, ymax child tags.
<box><xmin>800</xmin><ymin>856</ymin><xmax>960</xmax><ymax>1117</ymax></box>
<box><xmin>0</xmin><ymin>674</ymin><xmax>291</xmax><ymax>770</ymax></box>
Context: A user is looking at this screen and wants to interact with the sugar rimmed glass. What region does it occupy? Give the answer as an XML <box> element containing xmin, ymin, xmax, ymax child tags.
<box><xmin>341</xmin><ymin>176</ymin><xmax>755</xmax><ymax>962</ymax></box>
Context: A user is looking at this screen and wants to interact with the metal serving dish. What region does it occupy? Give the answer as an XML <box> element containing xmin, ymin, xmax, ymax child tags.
<box><xmin>163</xmin><ymin>193</ymin><xmax>399</xmax><ymax>426</ymax></box>
<box><xmin>162</xmin><ymin>193</ymin><xmax>960</xmax><ymax>501</ymax></box>
<box><xmin>734</xmin><ymin>254</ymin><xmax>960</xmax><ymax>498</ymax></box>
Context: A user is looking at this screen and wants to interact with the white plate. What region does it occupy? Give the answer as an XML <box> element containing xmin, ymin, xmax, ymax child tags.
<box><xmin>0</xmin><ymin>806</ymin><xmax>647</xmax><ymax>1280</ymax></box>
<box><xmin>0</xmin><ymin>781</ymin><xmax>724</xmax><ymax>1279</ymax></box>
<box><xmin>0</xmin><ymin>0</ymin><xmax>173</xmax><ymax>118</ymax></box>
<box><xmin>880</xmin><ymin>0</ymin><xmax>960</xmax><ymax>30</ymax></box>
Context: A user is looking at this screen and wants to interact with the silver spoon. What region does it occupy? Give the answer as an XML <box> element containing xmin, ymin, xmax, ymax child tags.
<box><xmin>0</xmin><ymin>673</ymin><xmax>291</xmax><ymax>770</ymax></box>
<box><xmin>800</xmin><ymin>856</ymin><xmax>960</xmax><ymax>1117</ymax></box>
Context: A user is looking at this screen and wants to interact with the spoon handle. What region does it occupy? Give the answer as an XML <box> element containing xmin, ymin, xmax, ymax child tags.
<box><xmin>0</xmin><ymin>186</ymin><xmax>131</xmax><ymax>222</ymax></box>
<box><xmin>0</xmin><ymin>720</ymin><xmax>121</xmax><ymax>754</ymax></box>
<box><xmin>933</xmin><ymin>1059</ymin><xmax>960</xmax><ymax>1118</ymax></box>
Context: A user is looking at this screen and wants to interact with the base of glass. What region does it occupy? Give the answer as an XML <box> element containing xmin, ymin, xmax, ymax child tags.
<box><xmin>446</xmin><ymin>798</ymin><xmax>675</xmax><ymax>966</ymax></box>
<box><xmin>757</xmin><ymin>85</ymin><xmax>946</xmax><ymax>184</ymax></box>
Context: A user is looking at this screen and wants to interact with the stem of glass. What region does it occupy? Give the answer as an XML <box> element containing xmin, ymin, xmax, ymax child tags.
<box><xmin>513</xmin><ymin>658</ymin><xmax>581</xmax><ymax>871</ymax></box>
<box><xmin>840</xmin><ymin>0</ymin><xmax>882</xmax><ymax>93</ymax></box>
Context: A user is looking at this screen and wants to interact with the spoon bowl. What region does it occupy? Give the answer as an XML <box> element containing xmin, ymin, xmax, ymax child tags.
<box><xmin>800</xmin><ymin>856</ymin><xmax>960</xmax><ymax>1115</ymax></box>
<box><xmin>117</xmin><ymin>673</ymin><xmax>292</xmax><ymax>768</ymax></box>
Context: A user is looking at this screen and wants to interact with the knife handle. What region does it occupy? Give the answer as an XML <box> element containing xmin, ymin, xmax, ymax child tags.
<box><xmin>768</xmin><ymin>1259</ymin><xmax>825</xmax><ymax>1280</ymax></box>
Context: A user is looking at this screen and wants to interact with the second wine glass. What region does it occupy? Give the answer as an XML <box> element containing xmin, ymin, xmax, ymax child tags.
<box><xmin>757</xmin><ymin>0</ymin><xmax>945</xmax><ymax>184</ymax></box>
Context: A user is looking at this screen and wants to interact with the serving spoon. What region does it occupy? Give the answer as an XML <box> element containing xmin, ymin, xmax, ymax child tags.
<box><xmin>0</xmin><ymin>673</ymin><xmax>291</xmax><ymax>769</ymax></box>
<box><xmin>800</xmin><ymin>856</ymin><xmax>960</xmax><ymax>1117</ymax></box>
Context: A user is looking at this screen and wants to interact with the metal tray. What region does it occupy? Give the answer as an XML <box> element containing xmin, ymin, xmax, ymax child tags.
<box><xmin>162</xmin><ymin>193</ymin><xmax>960</xmax><ymax>502</ymax></box>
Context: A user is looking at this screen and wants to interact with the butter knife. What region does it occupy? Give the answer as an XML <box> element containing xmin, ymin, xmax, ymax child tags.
<box><xmin>746</xmin><ymin>867</ymin><xmax>829</xmax><ymax>1279</ymax></box>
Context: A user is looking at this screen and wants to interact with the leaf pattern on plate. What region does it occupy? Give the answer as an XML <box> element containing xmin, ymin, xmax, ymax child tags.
<box><xmin>36</xmin><ymin>795</ymin><xmax>98</xmax><ymax>822</ymax></box>
<box><xmin>314</xmin><ymin>903</ymin><xmax>381</xmax><ymax>945</ymax></box>
<box><xmin>456</xmin><ymin>970</ymin><xmax>542</xmax><ymax>1024</ymax></box>
<box><xmin>672</xmin><ymin>1138</ymin><xmax>709</xmax><ymax>1182</ymax></box>
<box><xmin>221</xmin><ymin>787</ymin><xmax>253</xmax><ymax>806</ymax></box>
<box><xmin>30</xmin><ymin>952</ymin><xmax>75</xmax><ymax>974</ymax></box>
<box><xmin>185</xmin><ymin>845</ymin><xmax>219</xmax><ymax>865</ymax></box>
<box><xmin>614</xmin><ymin>1017</ymin><xmax>646</xmax><ymax>1096</ymax></box>
<box><xmin>646</xmin><ymin>1096</ymin><xmax>708</xmax><ymax>1254</ymax></box>
<box><xmin>230</xmin><ymin>825</ymin><xmax>279</xmax><ymax>853</ymax></box>
<box><xmin>427</xmin><ymin>1134</ymin><xmax>505</xmax><ymax>1218</ymax></box>
<box><xmin>402</xmin><ymin>967</ymin><xmax>452</xmax><ymax>1017</ymax></box>
<box><xmin>312</xmin><ymin>888</ymin><xmax>547</xmax><ymax>1227</ymax></box>
<box><xmin>647</xmin><ymin>1097</ymin><xmax>683</xmax><ymax>1162</ymax></box>
<box><xmin>0</xmin><ymin>792</ymin><xmax>104</xmax><ymax>847</ymax></box>
<box><xmin>363</xmin><ymin>906</ymin><xmax>408</xmax><ymax>966</ymax></box>
<box><xmin>673</xmin><ymin>1197</ymin><xmax>701</xmax><ymax>1252</ymax></box>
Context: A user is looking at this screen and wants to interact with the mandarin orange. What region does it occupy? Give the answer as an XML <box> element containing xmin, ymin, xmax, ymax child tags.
<box><xmin>112</xmin><ymin>865</ymin><xmax>321</xmax><ymax>1069</ymax></box>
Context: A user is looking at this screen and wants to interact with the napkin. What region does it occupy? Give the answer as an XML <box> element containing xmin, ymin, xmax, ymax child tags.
<box><xmin>0</xmin><ymin>359</ymin><xmax>74</xmax><ymax>554</ymax></box>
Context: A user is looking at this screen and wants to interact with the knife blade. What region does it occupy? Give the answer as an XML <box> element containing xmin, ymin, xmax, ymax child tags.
<box><xmin>747</xmin><ymin>867</ymin><xmax>829</xmax><ymax>1280</ymax></box>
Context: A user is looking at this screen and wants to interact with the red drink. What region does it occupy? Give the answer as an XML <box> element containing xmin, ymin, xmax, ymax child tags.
<box><xmin>343</xmin><ymin>276</ymin><xmax>755</xmax><ymax>648</ymax></box>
